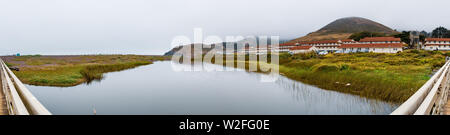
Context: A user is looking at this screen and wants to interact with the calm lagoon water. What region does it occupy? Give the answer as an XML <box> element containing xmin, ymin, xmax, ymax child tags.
<box><xmin>27</xmin><ymin>61</ymin><xmax>399</xmax><ymax>115</ymax></box>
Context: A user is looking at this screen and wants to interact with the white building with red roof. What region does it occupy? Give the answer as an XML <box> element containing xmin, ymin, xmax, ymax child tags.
<box><xmin>300</xmin><ymin>40</ymin><xmax>341</xmax><ymax>52</ymax></box>
<box><xmin>289</xmin><ymin>46</ymin><xmax>317</xmax><ymax>54</ymax></box>
<box><xmin>279</xmin><ymin>42</ymin><xmax>299</xmax><ymax>52</ymax></box>
<box><xmin>239</xmin><ymin>45</ymin><xmax>274</xmax><ymax>54</ymax></box>
<box><xmin>341</xmin><ymin>39</ymin><xmax>357</xmax><ymax>44</ymax></box>
<box><xmin>339</xmin><ymin>37</ymin><xmax>404</xmax><ymax>53</ymax></box>
<box><xmin>300</xmin><ymin>40</ymin><xmax>341</xmax><ymax>46</ymax></box>
<box><xmin>339</xmin><ymin>43</ymin><xmax>403</xmax><ymax>53</ymax></box>
<box><xmin>423</xmin><ymin>38</ymin><xmax>450</xmax><ymax>51</ymax></box>
<box><xmin>281</xmin><ymin>37</ymin><xmax>404</xmax><ymax>54</ymax></box>
<box><xmin>281</xmin><ymin>40</ymin><xmax>351</xmax><ymax>52</ymax></box>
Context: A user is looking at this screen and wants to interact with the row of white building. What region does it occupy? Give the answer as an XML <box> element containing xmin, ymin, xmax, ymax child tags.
<box><xmin>237</xmin><ymin>37</ymin><xmax>450</xmax><ymax>54</ymax></box>
<box><xmin>286</xmin><ymin>37</ymin><xmax>405</xmax><ymax>54</ymax></box>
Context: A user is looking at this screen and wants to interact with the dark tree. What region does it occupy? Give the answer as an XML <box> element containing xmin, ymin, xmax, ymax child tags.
<box><xmin>349</xmin><ymin>31</ymin><xmax>386</xmax><ymax>41</ymax></box>
<box><xmin>431</xmin><ymin>26</ymin><xmax>450</xmax><ymax>38</ymax></box>
<box><xmin>420</xmin><ymin>30</ymin><xmax>429</xmax><ymax>37</ymax></box>
<box><xmin>393</xmin><ymin>31</ymin><xmax>411</xmax><ymax>47</ymax></box>
<box><xmin>419</xmin><ymin>34</ymin><xmax>426</xmax><ymax>42</ymax></box>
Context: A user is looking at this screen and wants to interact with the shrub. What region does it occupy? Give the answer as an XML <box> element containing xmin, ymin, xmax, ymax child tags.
<box><xmin>5</xmin><ymin>62</ymin><xmax>13</xmax><ymax>67</ymax></box>
<box><xmin>432</xmin><ymin>60</ymin><xmax>446</xmax><ymax>69</ymax></box>
<box><xmin>285</xmin><ymin>61</ymin><xmax>317</xmax><ymax>69</ymax></box>
<box><xmin>410</xmin><ymin>49</ymin><xmax>420</xmax><ymax>54</ymax></box>
<box><xmin>444</xmin><ymin>52</ymin><xmax>450</xmax><ymax>57</ymax></box>
<box><xmin>311</xmin><ymin>63</ymin><xmax>340</xmax><ymax>72</ymax></box>
<box><xmin>292</xmin><ymin>52</ymin><xmax>319</xmax><ymax>60</ymax></box>
<box><xmin>340</xmin><ymin>64</ymin><xmax>350</xmax><ymax>71</ymax></box>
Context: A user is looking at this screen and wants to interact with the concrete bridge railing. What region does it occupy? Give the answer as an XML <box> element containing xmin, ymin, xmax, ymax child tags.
<box><xmin>0</xmin><ymin>58</ymin><xmax>51</xmax><ymax>115</ymax></box>
<box><xmin>391</xmin><ymin>60</ymin><xmax>450</xmax><ymax>115</ymax></box>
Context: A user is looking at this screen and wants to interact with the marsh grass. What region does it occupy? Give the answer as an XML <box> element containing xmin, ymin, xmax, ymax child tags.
<box><xmin>15</xmin><ymin>66</ymin><xmax>85</xmax><ymax>87</ymax></box>
<box><xmin>279</xmin><ymin>65</ymin><xmax>424</xmax><ymax>102</ymax></box>
<box><xmin>206</xmin><ymin>50</ymin><xmax>445</xmax><ymax>103</ymax></box>
<box><xmin>7</xmin><ymin>55</ymin><xmax>169</xmax><ymax>87</ymax></box>
<box><xmin>5</xmin><ymin>62</ymin><xmax>15</xmax><ymax>67</ymax></box>
<box><xmin>80</xmin><ymin>61</ymin><xmax>152</xmax><ymax>83</ymax></box>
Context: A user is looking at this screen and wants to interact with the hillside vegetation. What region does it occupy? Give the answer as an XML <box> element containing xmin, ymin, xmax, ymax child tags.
<box><xmin>289</xmin><ymin>17</ymin><xmax>398</xmax><ymax>42</ymax></box>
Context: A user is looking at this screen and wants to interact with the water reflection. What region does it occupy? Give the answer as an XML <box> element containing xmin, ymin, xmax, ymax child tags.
<box><xmin>27</xmin><ymin>61</ymin><xmax>399</xmax><ymax>115</ymax></box>
<box><xmin>245</xmin><ymin>72</ymin><xmax>399</xmax><ymax>114</ymax></box>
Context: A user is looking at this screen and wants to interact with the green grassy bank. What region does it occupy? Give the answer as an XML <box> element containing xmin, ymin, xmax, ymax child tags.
<box><xmin>3</xmin><ymin>55</ymin><xmax>169</xmax><ymax>87</ymax></box>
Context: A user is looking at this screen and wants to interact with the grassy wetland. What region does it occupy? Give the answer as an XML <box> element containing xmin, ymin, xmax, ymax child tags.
<box><xmin>207</xmin><ymin>50</ymin><xmax>448</xmax><ymax>103</ymax></box>
<box><xmin>1</xmin><ymin>55</ymin><xmax>169</xmax><ymax>87</ymax></box>
<box><xmin>1</xmin><ymin>50</ymin><xmax>447</xmax><ymax>103</ymax></box>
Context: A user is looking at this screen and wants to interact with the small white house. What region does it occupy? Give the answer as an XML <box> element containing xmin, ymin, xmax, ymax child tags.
<box><xmin>289</xmin><ymin>46</ymin><xmax>317</xmax><ymax>54</ymax></box>
<box><xmin>423</xmin><ymin>38</ymin><xmax>450</xmax><ymax>51</ymax></box>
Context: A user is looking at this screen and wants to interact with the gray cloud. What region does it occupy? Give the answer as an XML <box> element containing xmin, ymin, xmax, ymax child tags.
<box><xmin>1</xmin><ymin>0</ymin><xmax>449</xmax><ymax>55</ymax></box>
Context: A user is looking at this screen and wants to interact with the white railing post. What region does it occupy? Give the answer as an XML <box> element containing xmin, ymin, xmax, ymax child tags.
<box><xmin>414</xmin><ymin>61</ymin><xmax>449</xmax><ymax>115</ymax></box>
<box><xmin>391</xmin><ymin>59</ymin><xmax>450</xmax><ymax>115</ymax></box>
<box><xmin>0</xmin><ymin>60</ymin><xmax>29</xmax><ymax>115</ymax></box>
<box><xmin>0</xmin><ymin>58</ymin><xmax>51</xmax><ymax>115</ymax></box>
<box><xmin>391</xmin><ymin>61</ymin><xmax>450</xmax><ymax>115</ymax></box>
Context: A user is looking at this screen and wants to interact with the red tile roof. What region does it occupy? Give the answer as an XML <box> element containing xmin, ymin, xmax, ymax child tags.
<box><xmin>315</xmin><ymin>45</ymin><xmax>339</xmax><ymax>48</ymax></box>
<box><xmin>338</xmin><ymin>43</ymin><xmax>405</xmax><ymax>48</ymax></box>
<box><xmin>359</xmin><ymin>37</ymin><xmax>401</xmax><ymax>42</ymax></box>
<box><xmin>426</xmin><ymin>38</ymin><xmax>450</xmax><ymax>42</ymax></box>
<box><xmin>282</xmin><ymin>39</ymin><xmax>350</xmax><ymax>46</ymax></box>
<box><xmin>302</xmin><ymin>40</ymin><xmax>340</xmax><ymax>44</ymax></box>
<box><xmin>290</xmin><ymin>46</ymin><xmax>313</xmax><ymax>50</ymax></box>
<box><xmin>279</xmin><ymin>42</ymin><xmax>298</xmax><ymax>46</ymax></box>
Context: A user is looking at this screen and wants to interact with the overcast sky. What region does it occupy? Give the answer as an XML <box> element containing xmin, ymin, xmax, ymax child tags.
<box><xmin>1</xmin><ymin>0</ymin><xmax>449</xmax><ymax>55</ymax></box>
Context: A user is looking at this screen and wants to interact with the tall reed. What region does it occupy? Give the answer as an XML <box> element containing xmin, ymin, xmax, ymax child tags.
<box><xmin>80</xmin><ymin>61</ymin><xmax>152</xmax><ymax>82</ymax></box>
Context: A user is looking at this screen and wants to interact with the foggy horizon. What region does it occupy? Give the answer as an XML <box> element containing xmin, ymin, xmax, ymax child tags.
<box><xmin>1</xmin><ymin>0</ymin><xmax>449</xmax><ymax>55</ymax></box>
